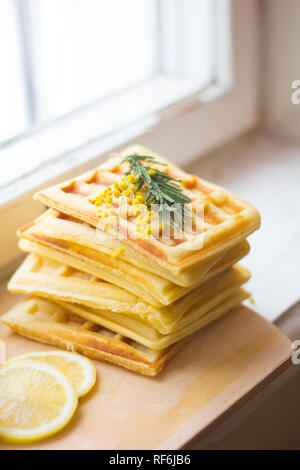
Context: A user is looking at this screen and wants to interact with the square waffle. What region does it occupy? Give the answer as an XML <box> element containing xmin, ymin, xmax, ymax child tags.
<box><xmin>8</xmin><ymin>253</ymin><xmax>250</xmax><ymax>334</ymax></box>
<box><xmin>18</xmin><ymin>219</ymin><xmax>250</xmax><ymax>306</ymax></box>
<box><xmin>1</xmin><ymin>297</ymin><xmax>182</xmax><ymax>376</ymax></box>
<box><xmin>19</xmin><ymin>210</ymin><xmax>226</xmax><ymax>288</ymax></box>
<box><xmin>34</xmin><ymin>145</ymin><xmax>260</xmax><ymax>274</ymax></box>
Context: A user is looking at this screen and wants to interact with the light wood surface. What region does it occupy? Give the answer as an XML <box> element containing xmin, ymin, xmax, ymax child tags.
<box><xmin>0</xmin><ymin>289</ymin><xmax>292</xmax><ymax>450</ymax></box>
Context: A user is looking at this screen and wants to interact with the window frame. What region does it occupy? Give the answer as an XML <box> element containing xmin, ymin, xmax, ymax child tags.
<box><xmin>0</xmin><ymin>0</ymin><xmax>260</xmax><ymax>275</ymax></box>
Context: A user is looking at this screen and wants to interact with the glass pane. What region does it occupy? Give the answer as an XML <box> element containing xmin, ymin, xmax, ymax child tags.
<box><xmin>27</xmin><ymin>0</ymin><xmax>158</xmax><ymax>122</ymax></box>
<box><xmin>0</xmin><ymin>0</ymin><xmax>29</xmax><ymax>143</ymax></box>
<box><xmin>0</xmin><ymin>0</ymin><xmax>215</xmax><ymax>149</ymax></box>
<box><xmin>160</xmin><ymin>0</ymin><xmax>215</xmax><ymax>88</ymax></box>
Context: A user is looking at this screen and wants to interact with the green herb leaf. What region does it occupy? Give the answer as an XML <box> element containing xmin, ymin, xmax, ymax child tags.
<box><xmin>121</xmin><ymin>153</ymin><xmax>192</xmax><ymax>229</ymax></box>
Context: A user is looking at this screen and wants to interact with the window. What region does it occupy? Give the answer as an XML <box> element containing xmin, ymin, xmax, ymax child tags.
<box><xmin>0</xmin><ymin>0</ymin><xmax>29</xmax><ymax>143</ymax></box>
<box><xmin>0</xmin><ymin>0</ymin><xmax>214</xmax><ymax>145</ymax></box>
<box><xmin>0</xmin><ymin>0</ymin><xmax>260</xmax><ymax>275</ymax></box>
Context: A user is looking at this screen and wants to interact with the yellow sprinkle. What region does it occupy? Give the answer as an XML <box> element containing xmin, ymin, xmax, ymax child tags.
<box><xmin>113</xmin><ymin>182</ymin><xmax>119</xmax><ymax>189</ymax></box>
<box><xmin>249</xmin><ymin>296</ymin><xmax>255</xmax><ymax>304</ymax></box>
<box><xmin>148</xmin><ymin>169</ymin><xmax>156</xmax><ymax>175</ymax></box>
<box><xmin>135</xmin><ymin>196</ymin><xmax>144</xmax><ymax>204</ymax></box>
<box><xmin>95</xmin><ymin>195</ymin><xmax>104</xmax><ymax>203</ymax></box>
<box><xmin>182</xmin><ymin>175</ymin><xmax>197</xmax><ymax>189</ymax></box>
<box><xmin>105</xmin><ymin>197</ymin><xmax>112</xmax><ymax>204</ymax></box>
<box><xmin>119</xmin><ymin>182</ymin><xmax>127</xmax><ymax>191</ymax></box>
<box><xmin>113</xmin><ymin>190</ymin><xmax>121</xmax><ymax>198</ymax></box>
<box><xmin>123</xmin><ymin>189</ymin><xmax>131</xmax><ymax>197</ymax></box>
<box><xmin>127</xmin><ymin>199</ymin><xmax>132</xmax><ymax>205</ymax></box>
<box><xmin>103</xmin><ymin>212</ymin><xmax>109</xmax><ymax>217</ymax></box>
<box><xmin>112</xmin><ymin>246</ymin><xmax>125</xmax><ymax>259</ymax></box>
<box><xmin>136</xmin><ymin>226</ymin><xmax>141</xmax><ymax>233</ymax></box>
<box><xmin>127</xmin><ymin>174</ymin><xmax>135</xmax><ymax>184</ymax></box>
<box><xmin>147</xmin><ymin>211</ymin><xmax>152</xmax><ymax>217</ymax></box>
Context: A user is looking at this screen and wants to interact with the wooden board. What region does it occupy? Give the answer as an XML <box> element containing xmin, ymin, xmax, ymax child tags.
<box><xmin>0</xmin><ymin>292</ymin><xmax>292</xmax><ymax>450</ymax></box>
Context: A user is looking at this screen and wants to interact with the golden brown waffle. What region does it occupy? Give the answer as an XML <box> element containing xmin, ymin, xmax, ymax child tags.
<box><xmin>34</xmin><ymin>145</ymin><xmax>260</xmax><ymax>274</ymax></box>
<box><xmin>1</xmin><ymin>297</ymin><xmax>181</xmax><ymax>376</ymax></box>
<box><xmin>19</xmin><ymin>210</ymin><xmax>225</xmax><ymax>287</ymax></box>
<box><xmin>8</xmin><ymin>254</ymin><xmax>250</xmax><ymax>334</ymax></box>
<box><xmin>18</xmin><ymin>224</ymin><xmax>250</xmax><ymax>306</ymax></box>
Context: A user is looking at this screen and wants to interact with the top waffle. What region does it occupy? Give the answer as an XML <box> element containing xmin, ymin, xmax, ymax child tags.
<box><xmin>34</xmin><ymin>145</ymin><xmax>260</xmax><ymax>273</ymax></box>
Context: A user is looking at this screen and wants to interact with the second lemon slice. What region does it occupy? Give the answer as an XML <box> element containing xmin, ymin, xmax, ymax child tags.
<box><xmin>8</xmin><ymin>351</ymin><xmax>96</xmax><ymax>398</ymax></box>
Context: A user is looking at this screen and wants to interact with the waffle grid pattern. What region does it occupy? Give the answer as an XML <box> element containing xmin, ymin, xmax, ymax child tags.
<box><xmin>34</xmin><ymin>146</ymin><xmax>260</xmax><ymax>266</ymax></box>
<box><xmin>2</xmin><ymin>297</ymin><xmax>176</xmax><ymax>376</ymax></box>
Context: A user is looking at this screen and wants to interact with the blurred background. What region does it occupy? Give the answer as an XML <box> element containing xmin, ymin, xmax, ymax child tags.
<box><xmin>0</xmin><ymin>0</ymin><xmax>213</xmax><ymax>144</ymax></box>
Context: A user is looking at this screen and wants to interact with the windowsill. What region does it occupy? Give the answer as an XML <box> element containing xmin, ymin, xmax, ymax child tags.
<box><xmin>170</xmin><ymin>129</ymin><xmax>300</xmax><ymax>449</ymax></box>
<box><xmin>185</xmin><ymin>129</ymin><xmax>300</xmax><ymax>324</ymax></box>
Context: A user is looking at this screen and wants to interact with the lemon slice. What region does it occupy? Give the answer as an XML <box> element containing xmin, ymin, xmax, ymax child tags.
<box><xmin>7</xmin><ymin>351</ymin><xmax>96</xmax><ymax>398</ymax></box>
<box><xmin>0</xmin><ymin>360</ymin><xmax>78</xmax><ymax>443</ymax></box>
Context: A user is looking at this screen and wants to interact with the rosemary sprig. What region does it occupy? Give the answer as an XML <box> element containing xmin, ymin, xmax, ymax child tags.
<box><xmin>121</xmin><ymin>153</ymin><xmax>192</xmax><ymax>229</ymax></box>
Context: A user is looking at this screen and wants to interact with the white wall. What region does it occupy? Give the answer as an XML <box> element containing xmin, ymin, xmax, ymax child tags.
<box><xmin>262</xmin><ymin>0</ymin><xmax>300</xmax><ymax>142</ymax></box>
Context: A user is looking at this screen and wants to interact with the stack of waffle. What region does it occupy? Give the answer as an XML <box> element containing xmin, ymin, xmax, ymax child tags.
<box><xmin>3</xmin><ymin>146</ymin><xmax>260</xmax><ymax>376</ymax></box>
